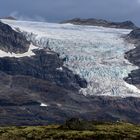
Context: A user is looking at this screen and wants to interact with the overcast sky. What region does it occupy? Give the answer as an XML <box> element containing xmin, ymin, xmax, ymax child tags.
<box><xmin>0</xmin><ymin>0</ymin><xmax>140</xmax><ymax>26</ymax></box>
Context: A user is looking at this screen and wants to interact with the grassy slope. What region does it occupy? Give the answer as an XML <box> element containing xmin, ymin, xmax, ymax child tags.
<box><xmin>0</xmin><ymin>122</ymin><xmax>140</xmax><ymax>140</ymax></box>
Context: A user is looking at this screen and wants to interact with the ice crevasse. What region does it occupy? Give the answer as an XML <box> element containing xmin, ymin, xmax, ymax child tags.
<box><xmin>2</xmin><ymin>19</ymin><xmax>140</xmax><ymax>97</ymax></box>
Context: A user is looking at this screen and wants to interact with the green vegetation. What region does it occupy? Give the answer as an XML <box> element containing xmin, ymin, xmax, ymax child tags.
<box><xmin>0</xmin><ymin>119</ymin><xmax>140</xmax><ymax>140</ymax></box>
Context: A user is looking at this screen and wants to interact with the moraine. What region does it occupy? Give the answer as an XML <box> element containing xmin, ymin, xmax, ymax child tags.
<box><xmin>2</xmin><ymin>19</ymin><xmax>140</xmax><ymax>97</ymax></box>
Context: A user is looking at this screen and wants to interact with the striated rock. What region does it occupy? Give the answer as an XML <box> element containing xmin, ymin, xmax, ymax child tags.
<box><xmin>61</xmin><ymin>18</ymin><xmax>137</xmax><ymax>29</ymax></box>
<box><xmin>0</xmin><ymin>21</ymin><xmax>30</xmax><ymax>53</ymax></box>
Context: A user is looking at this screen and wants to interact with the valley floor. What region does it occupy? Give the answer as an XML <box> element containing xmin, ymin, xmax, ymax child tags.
<box><xmin>0</xmin><ymin>122</ymin><xmax>140</xmax><ymax>140</ymax></box>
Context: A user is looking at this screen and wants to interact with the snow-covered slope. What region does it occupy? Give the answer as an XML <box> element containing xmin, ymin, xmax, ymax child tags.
<box><xmin>2</xmin><ymin>19</ymin><xmax>140</xmax><ymax>97</ymax></box>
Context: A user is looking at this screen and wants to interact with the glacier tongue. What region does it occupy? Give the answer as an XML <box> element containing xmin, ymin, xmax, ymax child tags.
<box><xmin>2</xmin><ymin>19</ymin><xmax>140</xmax><ymax>97</ymax></box>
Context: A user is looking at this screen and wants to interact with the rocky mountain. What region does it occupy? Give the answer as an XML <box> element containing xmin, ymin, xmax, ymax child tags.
<box><xmin>61</xmin><ymin>18</ymin><xmax>137</xmax><ymax>29</ymax></box>
<box><xmin>0</xmin><ymin>20</ymin><xmax>140</xmax><ymax>126</ymax></box>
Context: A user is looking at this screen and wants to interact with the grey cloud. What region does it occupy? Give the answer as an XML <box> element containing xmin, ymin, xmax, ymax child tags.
<box><xmin>0</xmin><ymin>0</ymin><xmax>140</xmax><ymax>26</ymax></box>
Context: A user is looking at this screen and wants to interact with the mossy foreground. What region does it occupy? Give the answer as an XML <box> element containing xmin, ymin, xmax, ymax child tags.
<box><xmin>0</xmin><ymin>120</ymin><xmax>140</xmax><ymax>140</ymax></box>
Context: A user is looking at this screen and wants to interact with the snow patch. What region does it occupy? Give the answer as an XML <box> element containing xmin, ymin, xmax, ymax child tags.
<box><xmin>125</xmin><ymin>82</ymin><xmax>140</xmax><ymax>94</ymax></box>
<box><xmin>40</xmin><ymin>103</ymin><xmax>49</xmax><ymax>107</ymax></box>
<box><xmin>56</xmin><ymin>103</ymin><xmax>62</xmax><ymax>107</ymax></box>
<box><xmin>56</xmin><ymin>67</ymin><xmax>63</xmax><ymax>71</ymax></box>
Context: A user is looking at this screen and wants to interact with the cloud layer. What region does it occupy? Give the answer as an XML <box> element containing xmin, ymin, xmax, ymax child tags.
<box><xmin>0</xmin><ymin>0</ymin><xmax>140</xmax><ymax>25</ymax></box>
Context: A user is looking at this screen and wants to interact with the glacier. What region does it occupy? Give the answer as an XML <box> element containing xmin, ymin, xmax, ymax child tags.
<box><xmin>2</xmin><ymin>19</ymin><xmax>140</xmax><ymax>97</ymax></box>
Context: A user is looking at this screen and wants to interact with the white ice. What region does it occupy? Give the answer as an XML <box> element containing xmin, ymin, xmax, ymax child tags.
<box><xmin>2</xmin><ymin>19</ymin><xmax>140</xmax><ymax>97</ymax></box>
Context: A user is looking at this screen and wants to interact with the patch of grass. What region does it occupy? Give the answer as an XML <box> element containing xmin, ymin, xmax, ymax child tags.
<box><xmin>0</xmin><ymin>120</ymin><xmax>140</xmax><ymax>140</ymax></box>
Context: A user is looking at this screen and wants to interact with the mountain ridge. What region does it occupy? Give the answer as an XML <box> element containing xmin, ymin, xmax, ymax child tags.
<box><xmin>61</xmin><ymin>18</ymin><xmax>137</xmax><ymax>29</ymax></box>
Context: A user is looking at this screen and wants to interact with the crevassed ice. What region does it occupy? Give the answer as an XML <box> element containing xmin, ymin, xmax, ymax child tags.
<box><xmin>3</xmin><ymin>19</ymin><xmax>140</xmax><ymax>97</ymax></box>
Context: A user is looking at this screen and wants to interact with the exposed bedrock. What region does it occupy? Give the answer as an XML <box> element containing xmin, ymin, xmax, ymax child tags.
<box><xmin>124</xmin><ymin>28</ymin><xmax>140</xmax><ymax>88</ymax></box>
<box><xmin>0</xmin><ymin>21</ymin><xmax>30</xmax><ymax>53</ymax></box>
<box><xmin>127</xmin><ymin>28</ymin><xmax>140</xmax><ymax>40</ymax></box>
<box><xmin>0</xmin><ymin>49</ymin><xmax>87</xmax><ymax>90</ymax></box>
<box><xmin>1</xmin><ymin>72</ymin><xmax>140</xmax><ymax>126</ymax></box>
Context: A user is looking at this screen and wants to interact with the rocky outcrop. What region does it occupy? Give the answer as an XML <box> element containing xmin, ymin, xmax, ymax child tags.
<box><xmin>124</xmin><ymin>29</ymin><xmax>140</xmax><ymax>88</ymax></box>
<box><xmin>127</xmin><ymin>28</ymin><xmax>140</xmax><ymax>40</ymax></box>
<box><xmin>61</xmin><ymin>18</ymin><xmax>137</xmax><ymax>29</ymax></box>
<box><xmin>0</xmin><ymin>21</ymin><xmax>30</xmax><ymax>53</ymax></box>
<box><xmin>0</xmin><ymin>49</ymin><xmax>87</xmax><ymax>90</ymax></box>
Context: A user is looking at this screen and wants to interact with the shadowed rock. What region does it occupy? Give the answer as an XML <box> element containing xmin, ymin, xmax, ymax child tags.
<box><xmin>0</xmin><ymin>21</ymin><xmax>30</xmax><ymax>53</ymax></box>
<box><xmin>124</xmin><ymin>28</ymin><xmax>140</xmax><ymax>87</ymax></box>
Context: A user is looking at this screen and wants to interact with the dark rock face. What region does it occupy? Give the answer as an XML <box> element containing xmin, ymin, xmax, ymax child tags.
<box><xmin>1</xmin><ymin>75</ymin><xmax>140</xmax><ymax>126</ymax></box>
<box><xmin>0</xmin><ymin>21</ymin><xmax>30</xmax><ymax>53</ymax></box>
<box><xmin>61</xmin><ymin>18</ymin><xmax>137</xmax><ymax>29</ymax></box>
<box><xmin>0</xmin><ymin>49</ymin><xmax>87</xmax><ymax>90</ymax></box>
<box><xmin>124</xmin><ymin>29</ymin><xmax>140</xmax><ymax>88</ymax></box>
<box><xmin>127</xmin><ymin>28</ymin><xmax>140</xmax><ymax>40</ymax></box>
